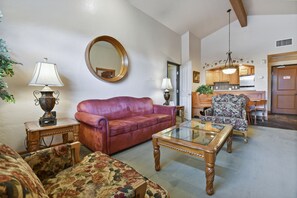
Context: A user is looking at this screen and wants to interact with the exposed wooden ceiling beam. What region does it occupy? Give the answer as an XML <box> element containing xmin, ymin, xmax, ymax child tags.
<box><xmin>229</xmin><ymin>0</ymin><xmax>247</xmax><ymax>27</ymax></box>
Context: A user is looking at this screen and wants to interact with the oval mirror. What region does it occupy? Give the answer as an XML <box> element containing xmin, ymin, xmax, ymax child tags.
<box><xmin>85</xmin><ymin>35</ymin><xmax>128</xmax><ymax>82</ymax></box>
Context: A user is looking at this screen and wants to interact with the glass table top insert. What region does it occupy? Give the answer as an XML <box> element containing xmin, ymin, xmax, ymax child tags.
<box><xmin>161</xmin><ymin>120</ymin><xmax>225</xmax><ymax>145</ymax></box>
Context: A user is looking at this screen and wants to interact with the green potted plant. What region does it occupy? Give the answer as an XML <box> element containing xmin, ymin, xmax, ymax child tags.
<box><xmin>0</xmin><ymin>12</ymin><xmax>20</xmax><ymax>103</ymax></box>
<box><xmin>196</xmin><ymin>85</ymin><xmax>213</xmax><ymax>95</ymax></box>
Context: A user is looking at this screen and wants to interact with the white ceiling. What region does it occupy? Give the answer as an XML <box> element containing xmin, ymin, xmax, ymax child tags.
<box><xmin>128</xmin><ymin>0</ymin><xmax>297</xmax><ymax>39</ymax></box>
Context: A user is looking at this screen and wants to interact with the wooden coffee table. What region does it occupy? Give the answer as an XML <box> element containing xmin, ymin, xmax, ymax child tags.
<box><xmin>152</xmin><ymin>120</ymin><xmax>233</xmax><ymax>195</ymax></box>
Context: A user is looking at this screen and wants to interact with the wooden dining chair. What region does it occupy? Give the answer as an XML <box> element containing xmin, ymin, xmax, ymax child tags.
<box><xmin>246</xmin><ymin>100</ymin><xmax>256</xmax><ymax>124</ymax></box>
<box><xmin>254</xmin><ymin>100</ymin><xmax>267</xmax><ymax>123</ymax></box>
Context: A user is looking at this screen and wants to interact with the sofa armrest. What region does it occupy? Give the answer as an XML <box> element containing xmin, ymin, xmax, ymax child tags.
<box><xmin>153</xmin><ymin>104</ymin><xmax>176</xmax><ymax>115</ymax></box>
<box><xmin>204</xmin><ymin>107</ymin><xmax>213</xmax><ymax>116</ymax></box>
<box><xmin>22</xmin><ymin>141</ymin><xmax>81</xmax><ymax>182</ymax></box>
<box><xmin>75</xmin><ymin>112</ymin><xmax>108</xmax><ymax>129</ymax></box>
<box><xmin>154</xmin><ymin>105</ymin><xmax>176</xmax><ymax>125</ymax></box>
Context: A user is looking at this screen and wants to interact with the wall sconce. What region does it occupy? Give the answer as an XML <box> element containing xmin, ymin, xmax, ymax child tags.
<box><xmin>161</xmin><ymin>77</ymin><xmax>173</xmax><ymax>105</ymax></box>
<box><xmin>29</xmin><ymin>58</ymin><xmax>64</xmax><ymax>126</ymax></box>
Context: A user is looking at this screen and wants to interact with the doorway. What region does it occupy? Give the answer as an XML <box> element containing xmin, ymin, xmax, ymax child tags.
<box><xmin>267</xmin><ymin>51</ymin><xmax>297</xmax><ymax>113</ymax></box>
<box><xmin>272</xmin><ymin>65</ymin><xmax>297</xmax><ymax>114</ymax></box>
<box><xmin>167</xmin><ymin>61</ymin><xmax>180</xmax><ymax>105</ymax></box>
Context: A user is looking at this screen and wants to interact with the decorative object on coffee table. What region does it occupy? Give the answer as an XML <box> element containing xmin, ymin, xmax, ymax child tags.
<box><xmin>29</xmin><ymin>58</ymin><xmax>64</xmax><ymax>126</ymax></box>
<box><xmin>161</xmin><ymin>77</ymin><xmax>173</xmax><ymax>105</ymax></box>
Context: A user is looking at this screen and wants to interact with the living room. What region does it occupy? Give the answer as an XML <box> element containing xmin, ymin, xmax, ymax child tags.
<box><xmin>0</xmin><ymin>0</ymin><xmax>297</xmax><ymax>197</ymax></box>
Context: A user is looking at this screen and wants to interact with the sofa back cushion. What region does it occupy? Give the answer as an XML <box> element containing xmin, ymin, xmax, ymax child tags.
<box><xmin>0</xmin><ymin>143</ymin><xmax>48</xmax><ymax>198</ymax></box>
<box><xmin>77</xmin><ymin>96</ymin><xmax>154</xmax><ymax>120</ymax></box>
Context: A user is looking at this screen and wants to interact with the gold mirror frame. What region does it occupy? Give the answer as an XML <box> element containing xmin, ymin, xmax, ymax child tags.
<box><xmin>85</xmin><ymin>35</ymin><xmax>128</xmax><ymax>82</ymax></box>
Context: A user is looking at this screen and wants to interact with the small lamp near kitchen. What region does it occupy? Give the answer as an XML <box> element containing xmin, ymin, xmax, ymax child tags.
<box><xmin>161</xmin><ymin>77</ymin><xmax>173</xmax><ymax>105</ymax></box>
<box><xmin>29</xmin><ymin>58</ymin><xmax>64</xmax><ymax>126</ymax></box>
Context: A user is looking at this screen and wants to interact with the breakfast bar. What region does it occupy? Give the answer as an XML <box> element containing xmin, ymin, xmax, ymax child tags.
<box><xmin>192</xmin><ymin>90</ymin><xmax>266</xmax><ymax>118</ymax></box>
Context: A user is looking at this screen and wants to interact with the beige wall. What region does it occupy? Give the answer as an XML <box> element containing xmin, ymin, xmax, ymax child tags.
<box><xmin>201</xmin><ymin>14</ymin><xmax>297</xmax><ymax>97</ymax></box>
<box><xmin>0</xmin><ymin>0</ymin><xmax>181</xmax><ymax>151</ymax></box>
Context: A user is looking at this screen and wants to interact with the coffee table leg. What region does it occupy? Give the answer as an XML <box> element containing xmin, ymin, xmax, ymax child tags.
<box><xmin>227</xmin><ymin>130</ymin><xmax>233</xmax><ymax>153</ymax></box>
<box><xmin>205</xmin><ymin>152</ymin><xmax>216</xmax><ymax>195</ymax></box>
<box><xmin>152</xmin><ymin>138</ymin><xmax>160</xmax><ymax>171</ymax></box>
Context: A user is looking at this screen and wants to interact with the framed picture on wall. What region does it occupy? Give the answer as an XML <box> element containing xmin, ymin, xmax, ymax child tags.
<box><xmin>193</xmin><ymin>71</ymin><xmax>200</xmax><ymax>83</ymax></box>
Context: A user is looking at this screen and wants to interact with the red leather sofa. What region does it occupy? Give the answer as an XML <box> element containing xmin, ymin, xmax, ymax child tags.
<box><xmin>75</xmin><ymin>96</ymin><xmax>176</xmax><ymax>154</ymax></box>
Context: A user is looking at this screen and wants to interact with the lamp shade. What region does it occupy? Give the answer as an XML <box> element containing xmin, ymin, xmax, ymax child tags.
<box><xmin>161</xmin><ymin>78</ymin><xmax>173</xmax><ymax>90</ymax></box>
<box><xmin>29</xmin><ymin>62</ymin><xmax>64</xmax><ymax>86</ymax></box>
<box><xmin>222</xmin><ymin>67</ymin><xmax>237</xmax><ymax>74</ymax></box>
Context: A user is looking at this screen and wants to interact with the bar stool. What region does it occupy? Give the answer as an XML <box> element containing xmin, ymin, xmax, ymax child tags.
<box><xmin>254</xmin><ymin>100</ymin><xmax>267</xmax><ymax>123</ymax></box>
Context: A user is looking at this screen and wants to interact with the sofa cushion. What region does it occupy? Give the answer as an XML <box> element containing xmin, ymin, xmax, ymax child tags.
<box><xmin>43</xmin><ymin>151</ymin><xmax>169</xmax><ymax>198</ymax></box>
<box><xmin>125</xmin><ymin>116</ymin><xmax>158</xmax><ymax>129</ymax></box>
<box><xmin>213</xmin><ymin>102</ymin><xmax>242</xmax><ymax>118</ymax></box>
<box><xmin>109</xmin><ymin>119</ymin><xmax>138</xmax><ymax>136</ymax></box>
<box><xmin>0</xmin><ymin>143</ymin><xmax>48</xmax><ymax>198</ymax></box>
<box><xmin>144</xmin><ymin>114</ymin><xmax>172</xmax><ymax>123</ymax></box>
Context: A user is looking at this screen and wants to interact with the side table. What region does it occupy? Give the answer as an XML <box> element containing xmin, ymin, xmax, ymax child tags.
<box><xmin>24</xmin><ymin>118</ymin><xmax>80</xmax><ymax>152</ymax></box>
<box><xmin>176</xmin><ymin>105</ymin><xmax>185</xmax><ymax>122</ymax></box>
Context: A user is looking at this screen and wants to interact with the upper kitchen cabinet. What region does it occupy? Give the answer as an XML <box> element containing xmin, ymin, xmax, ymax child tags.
<box><xmin>229</xmin><ymin>68</ymin><xmax>239</xmax><ymax>84</ymax></box>
<box><xmin>206</xmin><ymin>67</ymin><xmax>239</xmax><ymax>85</ymax></box>
<box><xmin>239</xmin><ymin>65</ymin><xmax>255</xmax><ymax>76</ymax></box>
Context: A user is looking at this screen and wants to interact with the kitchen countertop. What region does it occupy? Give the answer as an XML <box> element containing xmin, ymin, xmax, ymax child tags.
<box><xmin>214</xmin><ymin>89</ymin><xmax>256</xmax><ymax>92</ymax></box>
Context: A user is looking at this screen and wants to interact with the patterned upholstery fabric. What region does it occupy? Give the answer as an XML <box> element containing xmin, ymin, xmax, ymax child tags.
<box><xmin>0</xmin><ymin>143</ymin><xmax>169</xmax><ymax>198</ymax></box>
<box><xmin>0</xmin><ymin>143</ymin><xmax>48</xmax><ymax>198</ymax></box>
<box><xmin>201</xmin><ymin>116</ymin><xmax>248</xmax><ymax>132</ymax></box>
<box><xmin>23</xmin><ymin>144</ymin><xmax>74</xmax><ymax>183</ymax></box>
<box><xmin>201</xmin><ymin>94</ymin><xmax>248</xmax><ymax>135</ymax></box>
<box><xmin>43</xmin><ymin>151</ymin><xmax>169</xmax><ymax>198</ymax></box>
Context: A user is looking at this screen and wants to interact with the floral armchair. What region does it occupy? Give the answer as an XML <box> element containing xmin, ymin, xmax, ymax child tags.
<box><xmin>201</xmin><ymin>94</ymin><xmax>248</xmax><ymax>142</ymax></box>
<box><xmin>0</xmin><ymin>142</ymin><xmax>169</xmax><ymax>198</ymax></box>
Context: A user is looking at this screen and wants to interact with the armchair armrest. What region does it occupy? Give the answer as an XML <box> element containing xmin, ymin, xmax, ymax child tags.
<box><xmin>204</xmin><ymin>107</ymin><xmax>213</xmax><ymax>116</ymax></box>
<box><xmin>22</xmin><ymin>142</ymin><xmax>81</xmax><ymax>182</ymax></box>
<box><xmin>132</xmin><ymin>180</ymin><xmax>147</xmax><ymax>198</ymax></box>
<box><xmin>241</xmin><ymin>108</ymin><xmax>247</xmax><ymax>120</ymax></box>
<box><xmin>75</xmin><ymin>112</ymin><xmax>108</xmax><ymax>129</ymax></box>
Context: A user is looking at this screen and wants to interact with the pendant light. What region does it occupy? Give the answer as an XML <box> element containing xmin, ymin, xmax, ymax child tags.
<box><xmin>222</xmin><ymin>9</ymin><xmax>237</xmax><ymax>75</ymax></box>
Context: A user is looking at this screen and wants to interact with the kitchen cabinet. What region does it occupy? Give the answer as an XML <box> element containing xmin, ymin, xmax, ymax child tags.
<box><xmin>220</xmin><ymin>72</ymin><xmax>230</xmax><ymax>82</ymax></box>
<box><xmin>229</xmin><ymin>69</ymin><xmax>239</xmax><ymax>84</ymax></box>
<box><xmin>206</xmin><ymin>71</ymin><xmax>214</xmax><ymax>85</ymax></box>
<box><xmin>213</xmin><ymin>70</ymin><xmax>221</xmax><ymax>83</ymax></box>
<box><xmin>206</xmin><ymin>68</ymin><xmax>239</xmax><ymax>85</ymax></box>
<box><xmin>239</xmin><ymin>65</ymin><xmax>254</xmax><ymax>76</ymax></box>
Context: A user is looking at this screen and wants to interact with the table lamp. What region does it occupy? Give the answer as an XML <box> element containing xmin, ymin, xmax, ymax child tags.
<box><xmin>29</xmin><ymin>58</ymin><xmax>64</xmax><ymax>126</ymax></box>
<box><xmin>161</xmin><ymin>77</ymin><xmax>173</xmax><ymax>105</ymax></box>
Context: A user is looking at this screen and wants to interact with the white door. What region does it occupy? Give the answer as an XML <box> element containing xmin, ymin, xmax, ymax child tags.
<box><xmin>180</xmin><ymin>60</ymin><xmax>192</xmax><ymax>120</ymax></box>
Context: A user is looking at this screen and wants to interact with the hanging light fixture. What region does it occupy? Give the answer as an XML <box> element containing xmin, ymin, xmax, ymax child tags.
<box><xmin>222</xmin><ymin>9</ymin><xmax>237</xmax><ymax>75</ymax></box>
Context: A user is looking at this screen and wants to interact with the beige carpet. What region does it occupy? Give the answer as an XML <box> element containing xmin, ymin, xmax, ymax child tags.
<box><xmin>81</xmin><ymin>125</ymin><xmax>297</xmax><ymax>198</ymax></box>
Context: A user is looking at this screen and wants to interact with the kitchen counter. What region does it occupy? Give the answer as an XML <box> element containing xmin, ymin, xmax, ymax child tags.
<box><xmin>192</xmin><ymin>90</ymin><xmax>266</xmax><ymax>117</ymax></box>
<box><xmin>214</xmin><ymin>89</ymin><xmax>256</xmax><ymax>92</ymax></box>
<box><xmin>213</xmin><ymin>90</ymin><xmax>265</xmax><ymax>100</ymax></box>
